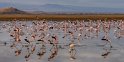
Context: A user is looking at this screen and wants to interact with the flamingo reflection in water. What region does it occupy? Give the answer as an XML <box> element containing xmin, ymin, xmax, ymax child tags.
<box><xmin>37</xmin><ymin>45</ymin><xmax>46</xmax><ymax>59</ymax></box>
<box><xmin>25</xmin><ymin>48</ymin><xmax>31</xmax><ymax>61</ymax></box>
<box><xmin>48</xmin><ymin>45</ymin><xmax>58</xmax><ymax>61</ymax></box>
<box><xmin>101</xmin><ymin>47</ymin><xmax>112</xmax><ymax>58</ymax></box>
<box><xmin>69</xmin><ymin>41</ymin><xmax>76</xmax><ymax>60</ymax></box>
<box><xmin>37</xmin><ymin>38</ymin><xmax>46</xmax><ymax>59</ymax></box>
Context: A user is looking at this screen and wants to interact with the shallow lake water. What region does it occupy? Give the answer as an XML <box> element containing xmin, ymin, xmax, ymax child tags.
<box><xmin>0</xmin><ymin>20</ymin><xmax>124</xmax><ymax>62</ymax></box>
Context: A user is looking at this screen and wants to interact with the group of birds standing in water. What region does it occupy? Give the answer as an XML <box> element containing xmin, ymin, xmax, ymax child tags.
<box><xmin>0</xmin><ymin>19</ymin><xmax>124</xmax><ymax>61</ymax></box>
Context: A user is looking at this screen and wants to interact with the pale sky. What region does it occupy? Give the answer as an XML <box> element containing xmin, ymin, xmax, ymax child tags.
<box><xmin>0</xmin><ymin>0</ymin><xmax>124</xmax><ymax>8</ymax></box>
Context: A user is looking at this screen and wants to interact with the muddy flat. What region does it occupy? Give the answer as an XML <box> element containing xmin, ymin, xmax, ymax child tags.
<box><xmin>0</xmin><ymin>14</ymin><xmax>124</xmax><ymax>20</ymax></box>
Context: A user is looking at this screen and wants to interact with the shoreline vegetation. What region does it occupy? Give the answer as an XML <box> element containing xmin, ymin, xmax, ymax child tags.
<box><xmin>0</xmin><ymin>14</ymin><xmax>124</xmax><ymax>21</ymax></box>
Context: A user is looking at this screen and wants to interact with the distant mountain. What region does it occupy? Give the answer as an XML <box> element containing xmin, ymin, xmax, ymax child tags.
<box><xmin>37</xmin><ymin>4</ymin><xmax>124</xmax><ymax>13</ymax></box>
<box><xmin>28</xmin><ymin>11</ymin><xmax>47</xmax><ymax>14</ymax></box>
<box><xmin>0</xmin><ymin>7</ymin><xmax>27</xmax><ymax>14</ymax></box>
<box><xmin>1</xmin><ymin>3</ymin><xmax>124</xmax><ymax>13</ymax></box>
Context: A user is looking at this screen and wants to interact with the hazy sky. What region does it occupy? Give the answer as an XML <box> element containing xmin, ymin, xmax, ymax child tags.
<box><xmin>0</xmin><ymin>0</ymin><xmax>124</xmax><ymax>8</ymax></box>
